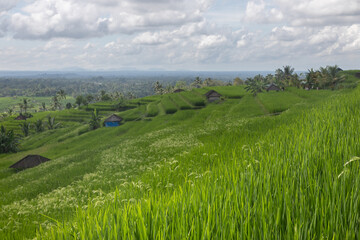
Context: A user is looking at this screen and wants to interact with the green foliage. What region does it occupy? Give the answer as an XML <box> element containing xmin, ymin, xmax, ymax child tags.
<box><xmin>19</xmin><ymin>121</ymin><xmax>31</xmax><ymax>137</ymax></box>
<box><xmin>34</xmin><ymin>119</ymin><xmax>44</xmax><ymax>133</ymax></box>
<box><xmin>245</xmin><ymin>74</ymin><xmax>266</xmax><ymax>96</ymax></box>
<box><xmin>89</xmin><ymin>109</ymin><xmax>101</xmax><ymax>130</ymax></box>
<box><xmin>0</xmin><ymin>125</ymin><xmax>19</xmax><ymax>153</ymax></box>
<box><xmin>47</xmin><ymin>116</ymin><xmax>61</xmax><ymax>130</ymax></box>
<box><xmin>233</xmin><ymin>77</ymin><xmax>244</xmax><ymax>85</ymax></box>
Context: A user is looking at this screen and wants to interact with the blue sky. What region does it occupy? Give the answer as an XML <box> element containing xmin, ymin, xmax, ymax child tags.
<box><xmin>0</xmin><ymin>0</ymin><xmax>359</xmax><ymax>71</ymax></box>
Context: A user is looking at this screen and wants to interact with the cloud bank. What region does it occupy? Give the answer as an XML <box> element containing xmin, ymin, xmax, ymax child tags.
<box><xmin>0</xmin><ymin>0</ymin><xmax>359</xmax><ymax>70</ymax></box>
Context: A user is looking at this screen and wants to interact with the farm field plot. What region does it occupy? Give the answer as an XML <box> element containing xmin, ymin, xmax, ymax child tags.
<box><xmin>160</xmin><ymin>96</ymin><xmax>178</xmax><ymax>114</ymax></box>
<box><xmin>0</xmin><ymin>72</ymin><xmax>359</xmax><ymax>239</ymax></box>
<box><xmin>257</xmin><ymin>90</ymin><xmax>304</xmax><ymax>113</ymax></box>
<box><xmin>0</xmin><ymin>96</ymin><xmax>75</xmax><ymax>113</ymax></box>
<box><xmin>146</xmin><ymin>102</ymin><xmax>160</xmax><ymax>117</ymax></box>
<box><xmin>168</xmin><ymin>94</ymin><xmax>193</xmax><ymax>110</ymax></box>
<box><xmin>179</xmin><ymin>91</ymin><xmax>206</xmax><ymax>107</ymax></box>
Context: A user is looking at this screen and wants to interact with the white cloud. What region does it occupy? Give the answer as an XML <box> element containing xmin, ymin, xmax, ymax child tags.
<box><xmin>198</xmin><ymin>34</ymin><xmax>227</xmax><ymax>48</ymax></box>
<box><xmin>0</xmin><ymin>1</ymin><xmax>19</xmax><ymax>12</ymax></box>
<box><xmin>244</xmin><ymin>0</ymin><xmax>283</xmax><ymax>23</ymax></box>
<box><xmin>1</xmin><ymin>0</ymin><xmax>211</xmax><ymax>39</ymax></box>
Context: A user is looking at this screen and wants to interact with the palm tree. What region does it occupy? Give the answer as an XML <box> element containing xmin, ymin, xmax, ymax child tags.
<box><xmin>34</xmin><ymin>120</ymin><xmax>44</xmax><ymax>133</ymax></box>
<box><xmin>7</xmin><ymin>107</ymin><xmax>14</xmax><ymax>116</ymax></box>
<box><xmin>191</xmin><ymin>77</ymin><xmax>203</xmax><ymax>88</ymax></box>
<box><xmin>19</xmin><ymin>121</ymin><xmax>31</xmax><ymax>137</ymax></box>
<box><xmin>22</xmin><ymin>98</ymin><xmax>29</xmax><ymax>113</ymax></box>
<box><xmin>245</xmin><ymin>75</ymin><xmax>266</xmax><ymax>96</ymax></box>
<box><xmin>0</xmin><ymin>126</ymin><xmax>19</xmax><ymax>153</ymax></box>
<box><xmin>153</xmin><ymin>81</ymin><xmax>164</xmax><ymax>95</ymax></box>
<box><xmin>317</xmin><ymin>65</ymin><xmax>346</xmax><ymax>90</ymax></box>
<box><xmin>52</xmin><ymin>95</ymin><xmax>61</xmax><ymax>110</ymax></box>
<box><xmin>47</xmin><ymin>116</ymin><xmax>61</xmax><ymax>130</ymax></box>
<box><xmin>41</xmin><ymin>102</ymin><xmax>46</xmax><ymax>111</ymax></box>
<box><xmin>89</xmin><ymin>109</ymin><xmax>101</xmax><ymax>130</ymax></box>
<box><xmin>305</xmin><ymin>68</ymin><xmax>319</xmax><ymax>89</ymax></box>
<box><xmin>57</xmin><ymin>89</ymin><xmax>66</xmax><ymax>100</ymax></box>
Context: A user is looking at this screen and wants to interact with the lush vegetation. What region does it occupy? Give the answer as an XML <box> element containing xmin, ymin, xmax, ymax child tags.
<box><xmin>0</xmin><ymin>70</ymin><xmax>359</xmax><ymax>239</ymax></box>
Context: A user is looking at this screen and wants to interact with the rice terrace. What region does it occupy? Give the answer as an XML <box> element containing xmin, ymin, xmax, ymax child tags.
<box><xmin>0</xmin><ymin>67</ymin><xmax>359</xmax><ymax>239</ymax></box>
<box><xmin>1</xmin><ymin>0</ymin><xmax>360</xmax><ymax>239</ymax></box>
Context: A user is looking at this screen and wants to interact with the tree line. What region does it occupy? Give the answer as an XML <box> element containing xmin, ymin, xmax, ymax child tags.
<box><xmin>243</xmin><ymin>65</ymin><xmax>347</xmax><ymax>96</ymax></box>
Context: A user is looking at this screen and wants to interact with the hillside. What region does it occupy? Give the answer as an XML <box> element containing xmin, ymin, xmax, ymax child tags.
<box><xmin>1</xmin><ymin>71</ymin><xmax>360</xmax><ymax>239</ymax></box>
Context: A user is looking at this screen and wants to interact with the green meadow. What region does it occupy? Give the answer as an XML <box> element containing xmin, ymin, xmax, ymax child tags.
<box><xmin>1</xmin><ymin>71</ymin><xmax>360</xmax><ymax>239</ymax></box>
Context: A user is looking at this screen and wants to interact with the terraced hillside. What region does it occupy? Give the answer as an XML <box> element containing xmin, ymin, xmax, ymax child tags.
<box><xmin>1</xmin><ymin>71</ymin><xmax>360</xmax><ymax>239</ymax></box>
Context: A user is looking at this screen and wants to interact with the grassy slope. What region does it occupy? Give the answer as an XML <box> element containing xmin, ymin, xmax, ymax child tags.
<box><xmin>0</xmin><ymin>72</ymin><xmax>359</xmax><ymax>239</ymax></box>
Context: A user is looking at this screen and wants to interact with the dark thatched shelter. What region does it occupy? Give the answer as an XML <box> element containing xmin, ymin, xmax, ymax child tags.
<box><xmin>9</xmin><ymin>155</ymin><xmax>50</xmax><ymax>170</ymax></box>
<box><xmin>15</xmin><ymin>114</ymin><xmax>27</xmax><ymax>120</ymax></box>
<box><xmin>266</xmin><ymin>83</ymin><xmax>281</xmax><ymax>92</ymax></box>
<box><xmin>355</xmin><ymin>72</ymin><xmax>360</xmax><ymax>79</ymax></box>
<box><xmin>173</xmin><ymin>89</ymin><xmax>185</xmax><ymax>93</ymax></box>
<box><xmin>104</xmin><ymin>114</ymin><xmax>123</xmax><ymax>127</ymax></box>
<box><xmin>205</xmin><ymin>90</ymin><xmax>222</xmax><ymax>102</ymax></box>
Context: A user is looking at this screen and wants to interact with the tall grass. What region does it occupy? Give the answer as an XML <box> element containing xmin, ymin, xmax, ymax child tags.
<box><xmin>1</xmin><ymin>80</ymin><xmax>359</xmax><ymax>239</ymax></box>
<box><xmin>38</xmin><ymin>86</ymin><xmax>360</xmax><ymax>239</ymax></box>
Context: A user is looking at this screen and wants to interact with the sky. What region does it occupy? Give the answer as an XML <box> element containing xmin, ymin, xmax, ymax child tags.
<box><xmin>0</xmin><ymin>0</ymin><xmax>359</xmax><ymax>71</ymax></box>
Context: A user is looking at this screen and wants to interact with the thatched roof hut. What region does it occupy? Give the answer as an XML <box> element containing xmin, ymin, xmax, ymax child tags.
<box><xmin>205</xmin><ymin>90</ymin><xmax>222</xmax><ymax>102</ymax></box>
<box><xmin>104</xmin><ymin>114</ymin><xmax>123</xmax><ymax>127</ymax></box>
<box><xmin>9</xmin><ymin>155</ymin><xmax>50</xmax><ymax>170</ymax></box>
<box><xmin>15</xmin><ymin>114</ymin><xmax>27</xmax><ymax>120</ymax></box>
<box><xmin>173</xmin><ymin>89</ymin><xmax>185</xmax><ymax>93</ymax></box>
<box><xmin>266</xmin><ymin>83</ymin><xmax>281</xmax><ymax>92</ymax></box>
<box><xmin>355</xmin><ymin>72</ymin><xmax>360</xmax><ymax>79</ymax></box>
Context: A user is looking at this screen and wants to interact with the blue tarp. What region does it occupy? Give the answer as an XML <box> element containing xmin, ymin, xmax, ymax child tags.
<box><xmin>105</xmin><ymin>121</ymin><xmax>120</xmax><ymax>127</ymax></box>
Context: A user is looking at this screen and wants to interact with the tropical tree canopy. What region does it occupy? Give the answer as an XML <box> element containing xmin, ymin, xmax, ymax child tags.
<box><xmin>0</xmin><ymin>126</ymin><xmax>19</xmax><ymax>153</ymax></box>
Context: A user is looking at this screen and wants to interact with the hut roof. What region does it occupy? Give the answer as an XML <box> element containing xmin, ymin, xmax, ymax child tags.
<box><xmin>173</xmin><ymin>89</ymin><xmax>185</xmax><ymax>93</ymax></box>
<box><xmin>104</xmin><ymin>114</ymin><xmax>123</xmax><ymax>123</ymax></box>
<box><xmin>205</xmin><ymin>90</ymin><xmax>222</xmax><ymax>98</ymax></box>
<box><xmin>355</xmin><ymin>72</ymin><xmax>360</xmax><ymax>79</ymax></box>
<box><xmin>15</xmin><ymin>114</ymin><xmax>27</xmax><ymax>120</ymax></box>
<box><xmin>9</xmin><ymin>155</ymin><xmax>50</xmax><ymax>170</ymax></box>
<box><xmin>266</xmin><ymin>83</ymin><xmax>280</xmax><ymax>91</ymax></box>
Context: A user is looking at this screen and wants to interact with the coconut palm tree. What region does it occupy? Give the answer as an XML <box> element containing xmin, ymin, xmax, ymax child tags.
<box><xmin>89</xmin><ymin>109</ymin><xmax>101</xmax><ymax>130</ymax></box>
<box><xmin>57</xmin><ymin>89</ymin><xmax>66</xmax><ymax>100</ymax></box>
<box><xmin>0</xmin><ymin>126</ymin><xmax>19</xmax><ymax>153</ymax></box>
<box><xmin>245</xmin><ymin>75</ymin><xmax>266</xmax><ymax>96</ymax></box>
<box><xmin>153</xmin><ymin>81</ymin><xmax>164</xmax><ymax>95</ymax></box>
<box><xmin>47</xmin><ymin>116</ymin><xmax>61</xmax><ymax>130</ymax></box>
<box><xmin>34</xmin><ymin>120</ymin><xmax>44</xmax><ymax>133</ymax></box>
<box><xmin>22</xmin><ymin>98</ymin><xmax>29</xmax><ymax>113</ymax></box>
<box><xmin>19</xmin><ymin>121</ymin><xmax>31</xmax><ymax>137</ymax></box>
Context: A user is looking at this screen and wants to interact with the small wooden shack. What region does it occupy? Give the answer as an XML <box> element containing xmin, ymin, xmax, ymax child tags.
<box><xmin>355</xmin><ymin>72</ymin><xmax>360</xmax><ymax>79</ymax></box>
<box><xmin>173</xmin><ymin>89</ymin><xmax>185</xmax><ymax>93</ymax></box>
<box><xmin>15</xmin><ymin>114</ymin><xmax>27</xmax><ymax>120</ymax></box>
<box><xmin>9</xmin><ymin>155</ymin><xmax>50</xmax><ymax>170</ymax></box>
<box><xmin>205</xmin><ymin>90</ymin><xmax>222</xmax><ymax>102</ymax></box>
<box><xmin>104</xmin><ymin>114</ymin><xmax>123</xmax><ymax>127</ymax></box>
<box><xmin>266</xmin><ymin>83</ymin><xmax>281</xmax><ymax>92</ymax></box>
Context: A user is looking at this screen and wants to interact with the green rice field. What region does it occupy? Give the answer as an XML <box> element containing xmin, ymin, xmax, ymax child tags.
<box><xmin>1</xmin><ymin>71</ymin><xmax>360</xmax><ymax>239</ymax></box>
